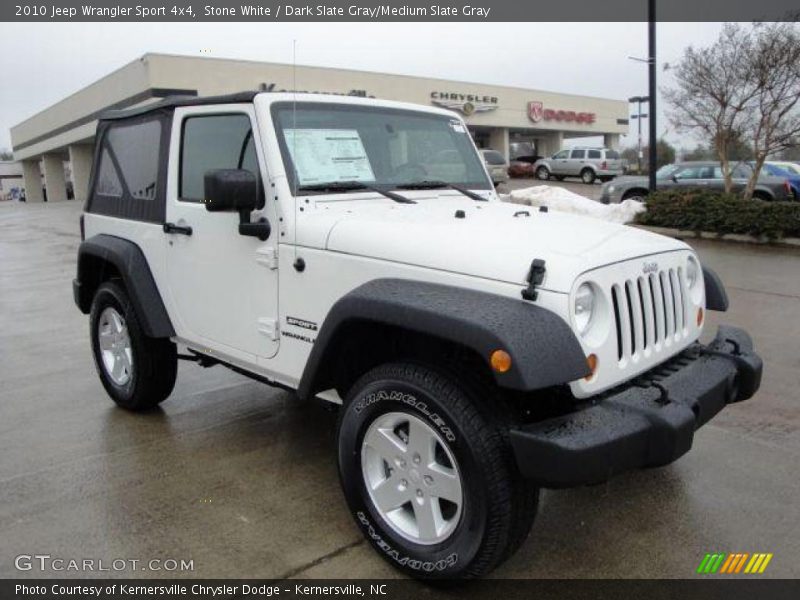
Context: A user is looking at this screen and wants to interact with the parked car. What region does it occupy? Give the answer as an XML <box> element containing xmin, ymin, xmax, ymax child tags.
<box><xmin>767</xmin><ymin>160</ymin><xmax>800</xmax><ymax>176</ymax></box>
<box><xmin>534</xmin><ymin>147</ymin><xmax>624</xmax><ymax>184</ymax></box>
<box><xmin>507</xmin><ymin>154</ymin><xmax>541</xmax><ymax>178</ymax></box>
<box><xmin>73</xmin><ymin>92</ymin><xmax>761</xmax><ymax>580</ymax></box>
<box><xmin>600</xmin><ymin>161</ymin><xmax>794</xmax><ymax>204</ymax></box>
<box><xmin>763</xmin><ymin>162</ymin><xmax>800</xmax><ymax>198</ymax></box>
<box><xmin>479</xmin><ymin>148</ymin><xmax>509</xmax><ymax>185</ymax></box>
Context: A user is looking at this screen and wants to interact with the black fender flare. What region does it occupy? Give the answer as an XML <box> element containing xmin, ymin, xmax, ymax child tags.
<box><xmin>703</xmin><ymin>265</ymin><xmax>729</xmax><ymax>312</ymax></box>
<box><xmin>297</xmin><ymin>278</ymin><xmax>589</xmax><ymax>400</ymax></box>
<box><xmin>73</xmin><ymin>234</ymin><xmax>175</xmax><ymax>338</ymax></box>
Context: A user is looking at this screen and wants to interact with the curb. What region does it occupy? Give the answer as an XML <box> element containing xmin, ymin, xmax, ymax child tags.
<box><xmin>632</xmin><ymin>224</ymin><xmax>800</xmax><ymax>248</ymax></box>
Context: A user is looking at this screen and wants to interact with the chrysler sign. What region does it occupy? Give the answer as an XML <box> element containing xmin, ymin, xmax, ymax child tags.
<box><xmin>431</xmin><ymin>92</ymin><xmax>499</xmax><ymax>116</ymax></box>
<box><xmin>528</xmin><ymin>101</ymin><xmax>596</xmax><ymax>125</ymax></box>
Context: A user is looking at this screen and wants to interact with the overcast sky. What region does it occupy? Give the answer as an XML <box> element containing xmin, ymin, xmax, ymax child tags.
<box><xmin>0</xmin><ymin>22</ymin><xmax>726</xmax><ymax>152</ymax></box>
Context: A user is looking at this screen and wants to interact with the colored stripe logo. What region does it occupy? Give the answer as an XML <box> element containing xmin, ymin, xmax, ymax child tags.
<box><xmin>697</xmin><ymin>552</ymin><xmax>773</xmax><ymax>574</ymax></box>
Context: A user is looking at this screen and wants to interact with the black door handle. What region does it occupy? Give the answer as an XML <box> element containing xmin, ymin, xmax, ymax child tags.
<box><xmin>163</xmin><ymin>222</ymin><xmax>192</xmax><ymax>236</ymax></box>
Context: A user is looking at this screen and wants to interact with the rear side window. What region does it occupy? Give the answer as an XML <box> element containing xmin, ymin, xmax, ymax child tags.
<box><xmin>88</xmin><ymin>116</ymin><xmax>166</xmax><ymax>223</ymax></box>
<box><xmin>180</xmin><ymin>114</ymin><xmax>261</xmax><ymax>203</ymax></box>
<box><xmin>588</xmin><ymin>150</ymin><xmax>602</xmax><ymax>159</ymax></box>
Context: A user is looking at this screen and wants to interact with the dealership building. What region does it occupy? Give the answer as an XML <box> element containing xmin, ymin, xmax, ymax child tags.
<box><xmin>10</xmin><ymin>53</ymin><xmax>629</xmax><ymax>203</ymax></box>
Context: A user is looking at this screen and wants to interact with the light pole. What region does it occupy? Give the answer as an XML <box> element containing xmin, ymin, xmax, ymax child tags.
<box><xmin>628</xmin><ymin>96</ymin><xmax>649</xmax><ymax>174</ymax></box>
<box><xmin>648</xmin><ymin>0</ymin><xmax>657</xmax><ymax>192</ymax></box>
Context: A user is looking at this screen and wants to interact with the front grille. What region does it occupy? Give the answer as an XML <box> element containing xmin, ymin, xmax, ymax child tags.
<box><xmin>610</xmin><ymin>267</ymin><xmax>689</xmax><ymax>363</ymax></box>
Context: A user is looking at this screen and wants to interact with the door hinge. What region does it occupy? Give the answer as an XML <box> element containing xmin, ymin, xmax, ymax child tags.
<box><xmin>258</xmin><ymin>317</ymin><xmax>279</xmax><ymax>341</ymax></box>
<box><xmin>256</xmin><ymin>246</ymin><xmax>279</xmax><ymax>270</ymax></box>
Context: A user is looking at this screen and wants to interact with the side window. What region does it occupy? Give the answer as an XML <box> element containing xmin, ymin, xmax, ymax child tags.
<box><xmin>88</xmin><ymin>116</ymin><xmax>165</xmax><ymax>223</ymax></box>
<box><xmin>570</xmin><ymin>150</ymin><xmax>586</xmax><ymax>159</ymax></box>
<box><xmin>179</xmin><ymin>114</ymin><xmax>262</xmax><ymax>203</ymax></box>
<box><xmin>732</xmin><ymin>164</ymin><xmax>751</xmax><ymax>178</ymax></box>
<box><xmin>95</xmin><ymin>120</ymin><xmax>161</xmax><ymax>201</ymax></box>
<box><xmin>553</xmin><ymin>150</ymin><xmax>570</xmax><ymax>159</ymax></box>
<box><xmin>588</xmin><ymin>149</ymin><xmax>602</xmax><ymax>159</ymax></box>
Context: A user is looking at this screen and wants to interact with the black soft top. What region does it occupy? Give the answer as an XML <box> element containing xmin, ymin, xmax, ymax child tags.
<box><xmin>99</xmin><ymin>91</ymin><xmax>259</xmax><ymax>121</ymax></box>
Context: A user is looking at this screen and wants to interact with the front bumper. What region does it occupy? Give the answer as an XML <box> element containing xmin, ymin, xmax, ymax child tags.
<box><xmin>509</xmin><ymin>325</ymin><xmax>762</xmax><ymax>488</ymax></box>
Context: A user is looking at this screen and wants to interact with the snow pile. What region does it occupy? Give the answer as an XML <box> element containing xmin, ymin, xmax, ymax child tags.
<box><xmin>501</xmin><ymin>185</ymin><xmax>645</xmax><ymax>225</ymax></box>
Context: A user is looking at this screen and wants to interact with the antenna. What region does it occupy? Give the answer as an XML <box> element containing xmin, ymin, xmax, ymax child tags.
<box><xmin>292</xmin><ymin>39</ymin><xmax>298</xmax><ymax>259</ymax></box>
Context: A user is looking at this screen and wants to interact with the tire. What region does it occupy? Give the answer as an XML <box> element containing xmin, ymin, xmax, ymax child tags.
<box><xmin>337</xmin><ymin>362</ymin><xmax>539</xmax><ymax>580</ymax></box>
<box><xmin>752</xmin><ymin>192</ymin><xmax>771</xmax><ymax>202</ymax></box>
<box><xmin>89</xmin><ymin>281</ymin><xmax>177</xmax><ymax>411</ymax></box>
<box><xmin>580</xmin><ymin>168</ymin><xmax>596</xmax><ymax>184</ymax></box>
<box><xmin>622</xmin><ymin>191</ymin><xmax>648</xmax><ymax>203</ymax></box>
<box><xmin>535</xmin><ymin>166</ymin><xmax>550</xmax><ymax>181</ymax></box>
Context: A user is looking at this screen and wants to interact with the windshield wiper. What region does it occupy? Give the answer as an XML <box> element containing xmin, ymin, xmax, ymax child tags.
<box><xmin>297</xmin><ymin>181</ymin><xmax>416</xmax><ymax>204</ymax></box>
<box><xmin>396</xmin><ymin>180</ymin><xmax>487</xmax><ymax>202</ymax></box>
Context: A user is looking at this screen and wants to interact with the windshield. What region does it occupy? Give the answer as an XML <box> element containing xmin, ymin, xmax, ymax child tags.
<box><xmin>272</xmin><ymin>102</ymin><xmax>492</xmax><ymax>194</ymax></box>
<box><xmin>655</xmin><ymin>164</ymin><xmax>681</xmax><ymax>180</ymax></box>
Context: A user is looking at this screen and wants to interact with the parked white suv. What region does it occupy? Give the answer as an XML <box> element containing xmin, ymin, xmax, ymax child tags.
<box><xmin>480</xmin><ymin>148</ymin><xmax>509</xmax><ymax>185</ymax></box>
<box><xmin>534</xmin><ymin>147</ymin><xmax>623</xmax><ymax>184</ymax></box>
<box><xmin>73</xmin><ymin>92</ymin><xmax>761</xmax><ymax>580</ymax></box>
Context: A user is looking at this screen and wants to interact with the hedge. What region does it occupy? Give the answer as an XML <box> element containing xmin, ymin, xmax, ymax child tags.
<box><xmin>634</xmin><ymin>190</ymin><xmax>800</xmax><ymax>240</ymax></box>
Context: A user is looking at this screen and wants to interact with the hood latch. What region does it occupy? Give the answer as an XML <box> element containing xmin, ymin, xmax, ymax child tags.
<box><xmin>521</xmin><ymin>259</ymin><xmax>546</xmax><ymax>301</ymax></box>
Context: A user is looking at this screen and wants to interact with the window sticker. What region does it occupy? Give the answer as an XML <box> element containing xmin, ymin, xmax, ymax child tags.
<box><xmin>283</xmin><ymin>129</ymin><xmax>375</xmax><ymax>185</ymax></box>
<box><xmin>449</xmin><ymin>119</ymin><xmax>467</xmax><ymax>134</ymax></box>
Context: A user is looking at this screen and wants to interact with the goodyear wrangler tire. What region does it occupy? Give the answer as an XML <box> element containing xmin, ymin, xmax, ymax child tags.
<box><xmin>89</xmin><ymin>281</ymin><xmax>177</xmax><ymax>411</ymax></box>
<box><xmin>337</xmin><ymin>362</ymin><xmax>539</xmax><ymax>579</ymax></box>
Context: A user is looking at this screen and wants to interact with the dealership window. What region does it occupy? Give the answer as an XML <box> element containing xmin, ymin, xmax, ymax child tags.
<box><xmin>588</xmin><ymin>150</ymin><xmax>602</xmax><ymax>159</ymax></box>
<box><xmin>180</xmin><ymin>113</ymin><xmax>262</xmax><ymax>204</ymax></box>
<box><xmin>570</xmin><ymin>150</ymin><xmax>586</xmax><ymax>159</ymax></box>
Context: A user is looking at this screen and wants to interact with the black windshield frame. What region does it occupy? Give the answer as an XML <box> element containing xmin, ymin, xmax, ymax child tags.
<box><xmin>271</xmin><ymin>101</ymin><xmax>493</xmax><ymax>196</ymax></box>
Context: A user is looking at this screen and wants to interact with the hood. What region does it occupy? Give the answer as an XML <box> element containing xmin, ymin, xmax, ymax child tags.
<box><xmin>298</xmin><ymin>195</ymin><xmax>688</xmax><ymax>293</ymax></box>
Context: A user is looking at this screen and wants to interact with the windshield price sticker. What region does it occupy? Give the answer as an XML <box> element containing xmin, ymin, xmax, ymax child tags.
<box><xmin>284</xmin><ymin>128</ymin><xmax>376</xmax><ymax>185</ymax></box>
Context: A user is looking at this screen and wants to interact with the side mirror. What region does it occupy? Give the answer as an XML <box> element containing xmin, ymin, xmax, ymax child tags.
<box><xmin>204</xmin><ymin>169</ymin><xmax>258</xmax><ymax>212</ymax></box>
<box><xmin>203</xmin><ymin>169</ymin><xmax>270</xmax><ymax>241</ymax></box>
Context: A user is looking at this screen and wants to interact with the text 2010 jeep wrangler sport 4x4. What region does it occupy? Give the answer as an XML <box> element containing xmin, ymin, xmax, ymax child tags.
<box><xmin>73</xmin><ymin>92</ymin><xmax>762</xmax><ymax>579</ymax></box>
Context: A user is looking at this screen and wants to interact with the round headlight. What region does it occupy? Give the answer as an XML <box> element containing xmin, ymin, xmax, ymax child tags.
<box><xmin>686</xmin><ymin>256</ymin><xmax>700</xmax><ymax>289</ymax></box>
<box><xmin>574</xmin><ymin>283</ymin><xmax>596</xmax><ymax>335</ymax></box>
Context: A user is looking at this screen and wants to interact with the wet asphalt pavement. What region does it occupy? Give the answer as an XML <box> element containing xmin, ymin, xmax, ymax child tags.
<box><xmin>0</xmin><ymin>199</ymin><xmax>798</xmax><ymax>582</ymax></box>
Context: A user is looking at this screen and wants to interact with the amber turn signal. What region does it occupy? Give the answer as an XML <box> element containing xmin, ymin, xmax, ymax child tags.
<box><xmin>585</xmin><ymin>354</ymin><xmax>598</xmax><ymax>381</ymax></box>
<box><xmin>697</xmin><ymin>307</ymin><xmax>704</xmax><ymax>327</ymax></box>
<box><xmin>490</xmin><ymin>350</ymin><xmax>512</xmax><ymax>373</ymax></box>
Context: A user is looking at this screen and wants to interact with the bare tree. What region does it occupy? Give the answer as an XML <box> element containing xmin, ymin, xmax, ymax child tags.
<box><xmin>741</xmin><ymin>22</ymin><xmax>800</xmax><ymax>199</ymax></box>
<box><xmin>664</xmin><ymin>23</ymin><xmax>759</xmax><ymax>193</ymax></box>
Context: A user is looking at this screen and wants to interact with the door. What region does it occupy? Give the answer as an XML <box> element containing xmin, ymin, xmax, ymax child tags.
<box><xmin>164</xmin><ymin>105</ymin><xmax>279</xmax><ymax>361</ymax></box>
<box><xmin>551</xmin><ymin>149</ymin><xmax>570</xmax><ymax>175</ymax></box>
<box><xmin>568</xmin><ymin>149</ymin><xmax>586</xmax><ymax>175</ymax></box>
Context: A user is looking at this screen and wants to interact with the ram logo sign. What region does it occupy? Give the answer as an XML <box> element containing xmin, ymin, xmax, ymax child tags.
<box><xmin>697</xmin><ymin>552</ymin><xmax>773</xmax><ymax>574</ymax></box>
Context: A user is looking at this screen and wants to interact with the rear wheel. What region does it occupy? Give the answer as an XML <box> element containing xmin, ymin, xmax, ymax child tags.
<box><xmin>337</xmin><ymin>362</ymin><xmax>538</xmax><ymax>579</ymax></box>
<box><xmin>752</xmin><ymin>191</ymin><xmax>771</xmax><ymax>202</ymax></box>
<box><xmin>580</xmin><ymin>168</ymin><xmax>596</xmax><ymax>184</ymax></box>
<box><xmin>90</xmin><ymin>281</ymin><xmax>177</xmax><ymax>411</ymax></box>
<box><xmin>535</xmin><ymin>166</ymin><xmax>550</xmax><ymax>181</ymax></box>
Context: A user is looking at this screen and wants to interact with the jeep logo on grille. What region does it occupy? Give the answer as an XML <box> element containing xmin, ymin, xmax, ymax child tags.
<box><xmin>643</xmin><ymin>262</ymin><xmax>659</xmax><ymax>273</ymax></box>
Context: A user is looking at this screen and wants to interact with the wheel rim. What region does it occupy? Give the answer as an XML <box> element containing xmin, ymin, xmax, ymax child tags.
<box><xmin>582</xmin><ymin>171</ymin><xmax>593</xmax><ymax>183</ymax></box>
<box><xmin>98</xmin><ymin>307</ymin><xmax>133</xmax><ymax>386</ymax></box>
<box><xmin>537</xmin><ymin>168</ymin><xmax>548</xmax><ymax>180</ymax></box>
<box><xmin>361</xmin><ymin>411</ymin><xmax>463</xmax><ymax>545</ymax></box>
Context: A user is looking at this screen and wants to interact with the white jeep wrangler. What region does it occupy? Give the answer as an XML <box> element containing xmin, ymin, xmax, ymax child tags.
<box><xmin>73</xmin><ymin>92</ymin><xmax>762</xmax><ymax>579</ymax></box>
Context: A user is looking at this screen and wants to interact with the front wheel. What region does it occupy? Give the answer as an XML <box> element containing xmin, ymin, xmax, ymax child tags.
<box><xmin>535</xmin><ymin>166</ymin><xmax>550</xmax><ymax>181</ymax></box>
<box><xmin>337</xmin><ymin>363</ymin><xmax>538</xmax><ymax>579</ymax></box>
